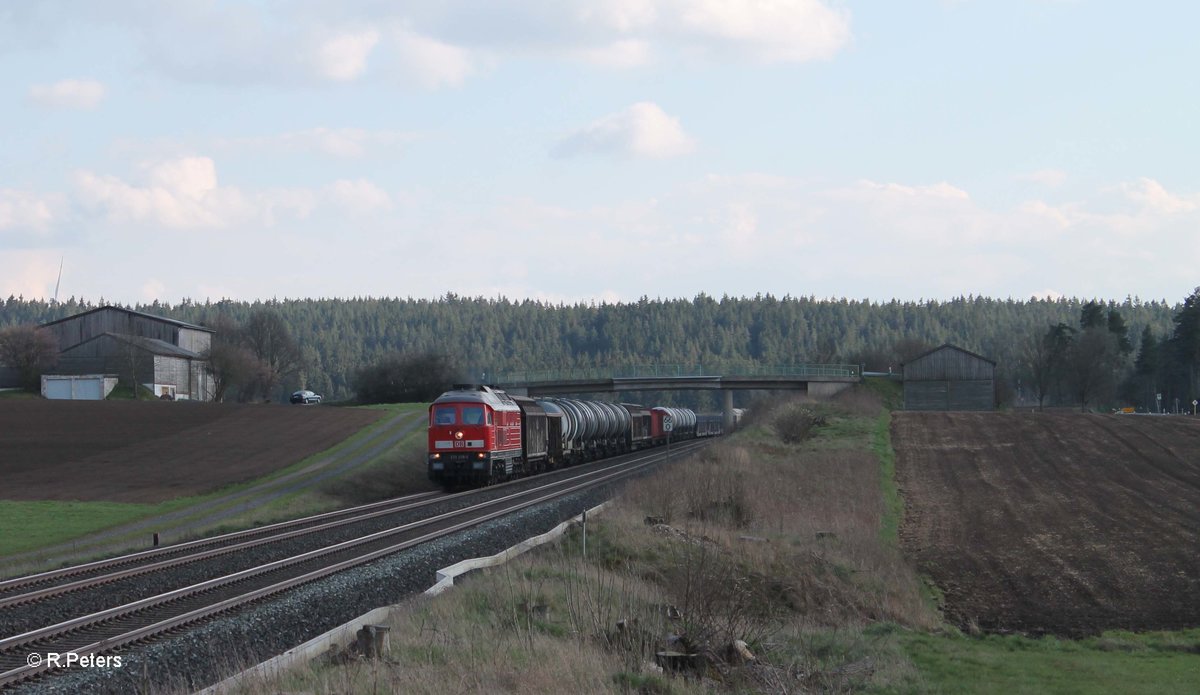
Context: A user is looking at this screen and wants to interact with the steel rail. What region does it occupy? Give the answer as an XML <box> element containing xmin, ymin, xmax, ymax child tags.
<box><xmin>0</xmin><ymin>443</ymin><xmax>685</xmax><ymax>610</ymax></box>
<box><xmin>0</xmin><ymin>440</ymin><xmax>707</xmax><ymax>687</ymax></box>
<box><xmin>0</xmin><ymin>490</ymin><xmax>443</xmax><ymax>597</ymax></box>
<box><xmin>0</xmin><ymin>493</ymin><xmax>450</xmax><ymax>610</ymax></box>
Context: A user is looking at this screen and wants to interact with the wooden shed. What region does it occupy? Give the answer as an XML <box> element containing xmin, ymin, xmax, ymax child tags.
<box><xmin>42</xmin><ymin>306</ymin><xmax>212</xmax><ymax>355</ymax></box>
<box><xmin>902</xmin><ymin>344</ymin><xmax>995</xmax><ymax>411</ymax></box>
<box><xmin>41</xmin><ymin>306</ymin><xmax>216</xmax><ymax>401</ymax></box>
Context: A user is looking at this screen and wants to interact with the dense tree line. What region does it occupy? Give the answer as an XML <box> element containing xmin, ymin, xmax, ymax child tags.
<box><xmin>1</xmin><ymin>292</ymin><xmax>1191</xmax><ymax>409</ymax></box>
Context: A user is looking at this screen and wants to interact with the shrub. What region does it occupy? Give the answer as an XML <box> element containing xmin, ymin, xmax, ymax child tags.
<box><xmin>355</xmin><ymin>352</ymin><xmax>459</xmax><ymax>404</ymax></box>
<box><xmin>773</xmin><ymin>404</ymin><xmax>826</xmax><ymax>443</ymax></box>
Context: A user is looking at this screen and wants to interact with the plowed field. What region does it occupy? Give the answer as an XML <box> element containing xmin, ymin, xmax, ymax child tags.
<box><xmin>0</xmin><ymin>401</ymin><xmax>384</xmax><ymax>503</ymax></box>
<box><xmin>893</xmin><ymin>412</ymin><xmax>1200</xmax><ymax>637</ymax></box>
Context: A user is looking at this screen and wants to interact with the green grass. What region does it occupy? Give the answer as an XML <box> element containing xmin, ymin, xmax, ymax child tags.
<box><xmin>873</xmin><ymin>410</ymin><xmax>902</xmax><ymax>547</ymax></box>
<box><xmin>0</xmin><ymin>388</ymin><xmax>38</xmax><ymax>399</ymax></box>
<box><xmin>887</xmin><ymin>630</ymin><xmax>1200</xmax><ymax>695</ymax></box>
<box><xmin>813</xmin><ymin>408</ymin><xmax>876</xmax><ymax>445</ymax></box>
<box><xmin>0</xmin><ymin>499</ymin><xmax>192</xmax><ymax>555</ymax></box>
<box><xmin>105</xmin><ymin>384</ymin><xmax>158</xmax><ymax>400</ymax></box>
<box><xmin>863</xmin><ymin>375</ymin><xmax>903</xmax><ymax>410</ymax></box>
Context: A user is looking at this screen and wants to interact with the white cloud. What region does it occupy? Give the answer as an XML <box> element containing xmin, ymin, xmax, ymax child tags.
<box><xmin>663</xmin><ymin>0</ymin><xmax>852</xmax><ymax>62</ymax></box>
<box><xmin>0</xmin><ymin>190</ymin><xmax>61</xmax><ymax>232</ymax></box>
<box><xmin>389</xmin><ymin>26</ymin><xmax>475</xmax><ymax>88</ymax></box>
<box><xmin>554</xmin><ymin>102</ymin><xmax>695</xmax><ymax>159</ymax></box>
<box><xmin>72</xmin><ymin>156</ymin><xmax>308</xmax><ymax>229</ymax></box>
<box><xmin>140</xmin><ymin>278</ymin><xmax>167</xmax><ymax>302</ymax></box>
<box><xmin>845</xmin><ymin>180</ymin><xmax>971</xmax><ymax>201</ymax></box>
<box><xmin>145</xmin><ymin>157</ymin><xmax>219</xmax><ymax>200</ymax></box>
<box><xmin>1121</xmin><ymin>177</ymin><xmax>1197</xmax><ymax>215</ymax></box>
<box><xmin>35</xmin><ymin>2</ymin><xmax>848</xmax><ymax>91</ymax></box>
<box><xmin>570</xmin><ymin>39</ymin><xmax>653</xmax><ymax>68</ymax></box>
<box><xmin>220</xmin><ymin>128</ymin><xmax>420</xmax><ymax>158</ymax></box>
<box><xmin>69</xmin><ymin>156</ymin><xmax>401</xmax><ymax>232</ymax></box>
<box><xmin>28</xmin><ymin>79</ymin><xmax>106</xmax><ymax>110</ymax></box>
<box><xmin>1017</xmin><ymin>169</ymin><xmax>1068</xmax><ymax>187</ymax></box>
<box><xmin>578</xmin><ymin>1</ymin><xmax>661</xmax><ymax>33</ymax></box>
<box><xmin>312</xmin><ymin>30</ymin><xmax>379</xmax><ymax>81</ymax></box>
<box><xmin>445</xmin><ymin>0</ymin><xmax>851</xmax><ymax>65</ymax></box>
<box><xmin>325</xmin><ymin>179</ymin><xmax>393</xmax><ymax>213</ymax></box>
<box><xmin>11</xmin><ymin>163</ymin><xmax>1200</xmax><ymax>305</ymax></box>
<box><xmin>1019</xmin><ymin>200</ymin><xmax>1073</xmax><ymax>228</ymax></box>
<box><xmin>0</xmin><ymin>251</ymin><xmax>63</xmax><ymax>299</ymax></box>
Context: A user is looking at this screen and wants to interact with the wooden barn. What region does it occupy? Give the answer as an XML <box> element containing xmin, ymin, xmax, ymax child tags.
<box><xmin>902</xmin><ymin>344</ymin><xmax>996</xmax><ymax>411</ymax></box>
<box><xmin>41</xmin><ymin>306</ymin><xmax>216</xmax><ymax>400</ymax></box>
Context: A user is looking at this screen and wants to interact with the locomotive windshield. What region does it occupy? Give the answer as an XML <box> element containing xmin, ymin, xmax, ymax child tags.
<box><xmin>433</xmin><ymin>406</ymin><xmax>457</xmax><ymax>425</ymax></box>
<box><xmin>462</xmin><ymin>406</ymin><xmax>485</xmax><ymax>425</ymax></box>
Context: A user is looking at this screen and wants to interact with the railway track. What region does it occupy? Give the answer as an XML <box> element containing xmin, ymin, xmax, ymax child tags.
<box><xmin>0</xmin><ymin>440</ymin><xmax>707</xmax><ymax>689</ymax></box>
<box><xmin>0</xmin><ymin>490</ymin><xmax>445</xmax><ymax>609</ymax></box>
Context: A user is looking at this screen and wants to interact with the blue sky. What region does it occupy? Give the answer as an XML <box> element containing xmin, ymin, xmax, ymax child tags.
<box><xmin>2</xmin><ymin>1</ymin><xmax>1197</xmax><ymax>305</ymax></box>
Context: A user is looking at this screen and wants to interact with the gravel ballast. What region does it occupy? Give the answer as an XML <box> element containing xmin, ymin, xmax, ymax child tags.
<box><xmin>13</xmin><ymin>482</ymin><xmax>622</xmax><ymax>695</ymax></box>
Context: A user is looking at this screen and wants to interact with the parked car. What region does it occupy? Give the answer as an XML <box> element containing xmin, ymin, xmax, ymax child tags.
<box><xmin>290</xmin><ymin>389</ymin><xmax>322</xmax><ymax>405</ymax></box>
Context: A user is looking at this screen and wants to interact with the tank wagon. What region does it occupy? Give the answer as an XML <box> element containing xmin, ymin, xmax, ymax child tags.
<box><xmin>428</xmin><ymin>385</ymin><xmax>715</xmax><ymax>487</ymax></box>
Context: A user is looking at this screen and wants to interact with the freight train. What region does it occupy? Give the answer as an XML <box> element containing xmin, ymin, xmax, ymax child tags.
<box><xmin>427</xmin><ymin>384</ymin><xmax>721</xmax><ymax>487</ymax></box>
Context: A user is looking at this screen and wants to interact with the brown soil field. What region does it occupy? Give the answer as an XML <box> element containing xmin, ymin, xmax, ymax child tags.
<box><xmin>0</xmin><ymin>401</ymin><xmax>384</xmax><ymax>503</ymax></box>
<box><xmin>893</xmin><ymin>411</ymin><xmax>1200</xmax><ymax>637</ymax></box>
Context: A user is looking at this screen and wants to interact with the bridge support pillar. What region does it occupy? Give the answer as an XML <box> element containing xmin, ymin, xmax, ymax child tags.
<box><xmin>723</xmin><ymin>389</ymin><xmax>735</xmax><ymax>431</ymax></box>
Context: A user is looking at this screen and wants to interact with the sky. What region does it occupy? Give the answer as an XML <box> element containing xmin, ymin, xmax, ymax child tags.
<box><xmin>1</xmin><ymin>1</ymin><xmax>1198</xmax><ymax>306</ymax></box>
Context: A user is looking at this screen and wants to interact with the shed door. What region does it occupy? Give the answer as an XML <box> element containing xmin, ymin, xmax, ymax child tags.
<box><xmin>75</xmin><ymin>378</ymin><xmax>103</xmax><ymax>400</ymax></box>
<box><xmin>44</xmin><ymin>380</ymin><xmax>72</xmax><ymax>400</ymax></box>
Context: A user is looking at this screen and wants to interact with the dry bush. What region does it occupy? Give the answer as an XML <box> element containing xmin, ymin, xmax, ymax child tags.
<box><xmin>325</xmin><ymin>563</ymin><xmax>646</xmax><ymax>695</ymax></box>
<box><xmin>772</xmin><ymin>405</ymin><xmax>826</xmax><ymax>444</ymax></box>
<box><xmin>623</xmin><ymin>445</ymin><xmax>755</xmax><ymax>528</ymax></box>
<box><xmin>624</xmin><ymin>434</ymin><xmax>936</xmax><ymax>635</ymax></box>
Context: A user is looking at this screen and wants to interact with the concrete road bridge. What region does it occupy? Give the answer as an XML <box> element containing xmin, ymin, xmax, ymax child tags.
<box><xmin>489</xmin><ymin>364</ymin><xmax>862</xmax><ymax>430</ymax></box>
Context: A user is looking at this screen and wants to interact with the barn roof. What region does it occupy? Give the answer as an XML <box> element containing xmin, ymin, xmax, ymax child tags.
<box><xmin>61</xmin><ymin>332</ymin><xmax>204</xmax><ymax>359</ymax></box>
<box><xmin>41</xmin><ymin>305</ymin><xmax>215</xmax><ymax>332</ymax></box>
<box><xmin>902</xmin><ymin>343</ymin><xmax>997</xmax><ymax>367</ymax></box>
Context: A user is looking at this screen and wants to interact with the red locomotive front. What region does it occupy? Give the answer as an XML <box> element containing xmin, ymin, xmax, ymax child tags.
<box><xmin>428</xmin><ymin>385</ymin><xmax>522</xmax><ymax>486</ymax></box>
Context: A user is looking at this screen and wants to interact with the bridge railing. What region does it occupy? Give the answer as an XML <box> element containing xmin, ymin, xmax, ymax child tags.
<box><xmin>488</xmin><ymin>363</ymin><xmax>860</xmax><ymax>385</ymax></box>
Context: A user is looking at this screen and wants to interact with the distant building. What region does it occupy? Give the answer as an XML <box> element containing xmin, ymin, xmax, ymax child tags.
<box><xmin>41</xmin><ymin>306</ymin><xmax>216</xmax><ymax>400</ymax></box>
<box><xmin>902</xmin><ymin>344</ymin><xmax>996</xmax><ymax>411</ymax></box>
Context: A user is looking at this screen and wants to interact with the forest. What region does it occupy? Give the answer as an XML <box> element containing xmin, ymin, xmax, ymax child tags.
<box><xmin>1</xmin><ymin>290</ymin><xmax>1197</xmax><ymax>413</ymax></box>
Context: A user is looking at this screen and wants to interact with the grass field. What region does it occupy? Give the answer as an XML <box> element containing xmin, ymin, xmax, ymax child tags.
<box><xmin>0</xmin><ymin>402</ymin><xmax>429</xmax><ymax>561</ymax></box>
<box><xmin>891</xmin><ymin>628</ymin><xmax>1200</xmax><ymax>694</ymax></box>
<box><xmin>0</xmin><ymin>498</ymin><xmax>188</xmax><ymax>556</ymax></box>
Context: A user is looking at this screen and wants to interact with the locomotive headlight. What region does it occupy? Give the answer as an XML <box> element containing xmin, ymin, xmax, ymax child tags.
<box><xmin>477</xmin><ymin>452</ymin><xmax>485</xmax><ymax>459</ymax></box>
<box><xmin>431</xmin><ymin>453</ymin><xmax>440</xmax><ymax>460</ymax></box>
<box><xmin>454</xmin><ymin>431</ymin><xmax>464</xmax><ymax>440</ymax></box>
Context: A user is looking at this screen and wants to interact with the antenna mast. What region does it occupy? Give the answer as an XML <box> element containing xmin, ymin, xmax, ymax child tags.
<box><xmin>53</xmin><ymin>256</ymin><xmax>63</xmax><ymax>304</ymax></box>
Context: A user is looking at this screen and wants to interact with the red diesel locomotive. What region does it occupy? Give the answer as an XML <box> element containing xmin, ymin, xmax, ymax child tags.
<box><xmin>428</xmin><ymin>384</ymin><xmax>718</xmax><ymax>487</ymax></box>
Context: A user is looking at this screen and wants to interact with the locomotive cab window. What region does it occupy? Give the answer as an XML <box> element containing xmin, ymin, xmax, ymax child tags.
<box><xmin>462</xmin><ymin>406</ymin><xmax>485</xmax><ymax>425</ymax></box>
<box><xmin>486</xmin><ymin>411</ymin><xmax>493</xmax><ymax>425</ymax></box>
<box><xmin>434</xmin><ymin>406</ymin><xmax>457</xmax><ymax>425</ymax></box>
